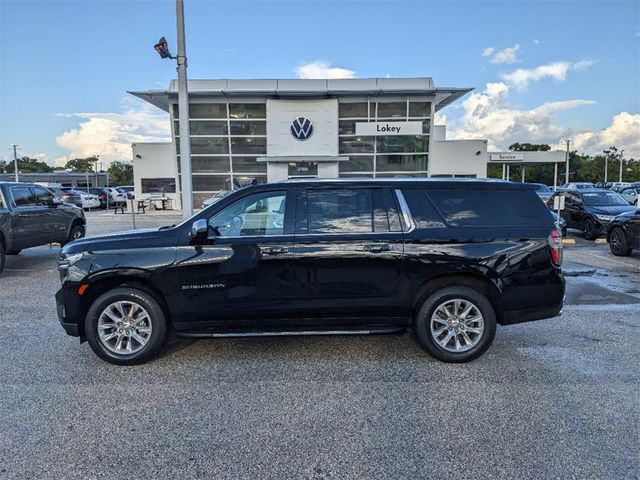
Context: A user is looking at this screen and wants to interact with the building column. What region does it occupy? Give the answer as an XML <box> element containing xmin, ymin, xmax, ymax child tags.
<box><xmin>318</xmin><ymin>162</ymin><xmax>339</xmax><ymax>178</ymax></box>
<box><xmin>267</xmin><ymin>163</ymin><xmax>288</xmax><ymax>183</ymax></box>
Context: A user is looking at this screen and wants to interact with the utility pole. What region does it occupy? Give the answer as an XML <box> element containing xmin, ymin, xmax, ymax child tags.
<box><xmin>603</xmin><ymin>149</ymin><xmax>610</xmax><ymax>184</ymax></box>
<box><xmin>12</xmin><ymin>144</ymin><xmax>19</xmax><ymax>182</ymax></box>
<box><xmin>564</xmin><ymin>140</ymin><xmax>570</xmax><ymax>186</ymax></box>
<box><xmin>176</xmin><ymin>0</ymin><xmax>193</xmax><ymax>219</ymax></box>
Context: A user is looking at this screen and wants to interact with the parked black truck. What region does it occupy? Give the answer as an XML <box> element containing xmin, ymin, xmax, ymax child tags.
<box><xmin>0</xmin><ymin>182</ymin><xmax>86</xmax><ymax>273</ymax></box>
<box><xmin>56</xmin><ymin>179</ymin><xmax>565</xmax><ymax>365</ymax></box>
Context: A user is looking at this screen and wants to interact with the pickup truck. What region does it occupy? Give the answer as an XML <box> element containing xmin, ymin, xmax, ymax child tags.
<box><xmin>0</xmin><ymin>182</ymin><xmax>86</xmax><ymax>273</ymax></box>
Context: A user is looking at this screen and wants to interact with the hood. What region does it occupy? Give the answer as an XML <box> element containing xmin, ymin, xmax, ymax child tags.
<box><xmin>615</xmin><ymin>209</ymin><xmax>639</xmax><ymax>220</ymax></box>
<box><xmin>61</xmin><ymin>226</ymin><xmax>180</xmax><ymax>254</ymax></box>
<box><xmin>588</xmin><ymin>205</ymin><xmax>636</xmax><ymax>216</ymax></box>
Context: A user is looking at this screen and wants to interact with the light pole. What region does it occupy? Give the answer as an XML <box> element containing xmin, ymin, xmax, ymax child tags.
<box><xmin>618</xmin><ymin>150</ymin><xmax>624</xmax><ymax>183</ymax></box>
<box><xmin>564</xmin><ymin>139</ymin><xmax>570</xmax><ymax>186</ymax></box>
<box><xmin>603</xmin><ymin>149</ymin><xmax>610</xmax><ymax>184</ymax></box>
<box><xmin>154</xmin><ymin>0</ymin><xmax>193</xmax><ymax>220</ymax></box>
<box><xmin>12</xmin><ymin>144</ymin><xmax>19</xmax><ymax>182</ymax></box>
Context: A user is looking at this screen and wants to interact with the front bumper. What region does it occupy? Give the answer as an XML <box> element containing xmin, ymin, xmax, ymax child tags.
<box><xmin>55</xmin><ymin>288</ymin><xmax>80</xmax><ymax>337</ymax></box>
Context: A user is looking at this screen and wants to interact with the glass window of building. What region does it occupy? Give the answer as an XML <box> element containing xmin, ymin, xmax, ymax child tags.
<box><xmin>191</xmin><ymin>157</ymin><xmax>231</xmax><ymax>173</ymax></box>
<box><xmin>187</xmin><ymin>121</ymin><xmax>227</xmax><ymax>136</ymax></box>
<box><xmin>339</xmin><ymin>156</ymin><xmax>374</xmax><ymax>173</ymax></box>
<box><xmin>338</xmin><ymin>102</ymin><xmax>368</xmax><ymax>118</ymax></box>
<box><xmin>376</xmin><ymin>102</ymin><xmax>407</xmax><ymax>118</ymax></box>
<box><xmin>339</xmin><ymin>136</ymin><xmax>375</xmax><ymax>154</ymax></box>
<box><xmin>232</xmin><ymin>157</ymin><xmax>267</xmax><ymax>173</ymax></box>
<box><xmin>192</xmin><ymin>175</ymin><xmax>232</xmax><ymax>192</ymax></box>
<box><xmin>229</xmin><ymin>104</ymin><xmax>266</xmax><ymax>119</ymax></box>
<box><xmin>231</xmin><ymin>137</ymin><xmax>267</xmax><ymax>155</ymax></box>
<box><xmin>228</xmin><ymin>121</ymin><xmax>266</xmax><ymax>136</ymax></box>
<box><xmin>376</xmin><ymin>155</ymin><xmax>428</xmax><ymax>172</ymax></box>
<box><xmin>376</xmin><ymin>136</ymin><xmax>428</xmax><ymax>154</ymax></box>
<box><xmin>182</xmin><ymin>137</ymin><xmax>229</xmax><ymax>155</ymax></box>
<box><xmin>409</xmin><ymin>102</ymin><xmax>432</xmax><ymax>117</ymax></box>
<box><xmin>188</xmin><ymin>103</ymin><xmax>227</xmax><ymax>119</ymax></box>
<box><xmin>141</xmin><ymin>178</ymin><xmax>177</xmax><ymax>194</ymax></box>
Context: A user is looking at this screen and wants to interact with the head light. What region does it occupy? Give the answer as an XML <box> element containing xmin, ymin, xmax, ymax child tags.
<box><xmin>58</xmin><ymin>252</ymin><xmax>84</xmax><ymax>270</ymax></box>
<box><xmin>595</xmin><ymin>214</ymin><xmax>614</xmax><ymax>222</ymax></box>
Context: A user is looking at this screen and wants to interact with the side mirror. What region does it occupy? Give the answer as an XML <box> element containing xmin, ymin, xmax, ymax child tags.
<box><xmin>190</xmin><ymin>219</ymin><xmax>208</xmax><ymax>241</ymax></box>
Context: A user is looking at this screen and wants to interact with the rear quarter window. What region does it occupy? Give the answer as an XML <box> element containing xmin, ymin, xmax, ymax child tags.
<box><xmin>426</xmin><ymin>188</ymin><xmax>549</xmax><ymax>228</ymax></box>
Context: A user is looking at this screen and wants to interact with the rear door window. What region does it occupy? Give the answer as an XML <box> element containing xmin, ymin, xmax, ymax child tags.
<box><xmin>11</xmin><ymin>186</ymin><xmax>36</xmax><ymax>207</ymax></box>
<box><xmin>306</xmin><ymin>188</ymin><xmax>373</xmax><ymax>234</ymax></box>
<box><xmin>426</xmin><ymin>188</ymin><xmax>547</xmax><ymax>227</ymax></box>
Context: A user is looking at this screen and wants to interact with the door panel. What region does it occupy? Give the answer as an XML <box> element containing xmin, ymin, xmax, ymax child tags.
<box><xmin>9</xmin><ymin>186</ymin><xmax>48</xmax><ymax>247</ymax></box>
<box><xmin>292</xmin><ymin>187</ymin><xmax>404</xmax><ymax>323</ymax></box>
<box><xmin>32</xmin><ymin>186</ymin><xmax>68</xmax><ymax>242</ymax></box>
<box><xmin>175</xmin><ymin>190</ymin><xmax>296</xmax><ymax>330</ymax></box>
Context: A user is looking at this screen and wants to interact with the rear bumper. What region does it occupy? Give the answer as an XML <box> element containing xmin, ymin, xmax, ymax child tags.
<box><xmin>501</xmin><ymin>304</ymin><xmax>563</xmax><ymax>325</ymax></box>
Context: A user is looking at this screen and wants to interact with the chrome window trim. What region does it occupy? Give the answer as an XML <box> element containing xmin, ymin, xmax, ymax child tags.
<box><xmin>394</xmin><ymin>189</ymin><xmax>415</xmax><ymax>233</ymax></box>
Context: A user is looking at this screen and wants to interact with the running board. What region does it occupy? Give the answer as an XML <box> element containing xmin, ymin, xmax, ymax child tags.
<box><xmin>176</xmin><ymin>326</ymin><xmax>405</xmax><ymax>338</ymax></box>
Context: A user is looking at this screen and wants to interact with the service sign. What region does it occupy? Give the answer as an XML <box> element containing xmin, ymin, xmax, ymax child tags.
<box><xmin>553</xmin><ymin>195</ymin><xmax>566</xmax><ymax>210</ymax></box>
<box><xmin>489</xmin><ymin>153</ymin><xmax>525</xmax><ymax>162</ymax></box>
<box><xmin>355</xmin><ymin>121</ymin><xmax>423</xmax><ymax>136</ymax></box>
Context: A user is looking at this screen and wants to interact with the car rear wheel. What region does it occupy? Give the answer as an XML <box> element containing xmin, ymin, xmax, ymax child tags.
<box><xmin>85</xmin><ymin>287</ymin><xmax>168</xmax><ymax>365</ymax></box>
<box><xmin>63</xmin><ymin>224</ymin><xmax>85</xmax><ymax>246</ymax></box>
<box><xmin>414</xmin><ymin>286</ymin><xmax>497</xmax><ymax>363</ymax></box>
<box><xmin>583</xmin><ymin>219</ymin><xmax>597</xmax><ymax>240</ymax></box>
<box><xmin>609</xmin><ymin>227</ymin><xmax>632</xmax><ymax>256</ymax></box>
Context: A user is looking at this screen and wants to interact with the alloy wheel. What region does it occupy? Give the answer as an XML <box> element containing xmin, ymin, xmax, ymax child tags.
<box><xmin>97</xmin><ymin>301</ymin><xmax>152</xmax><ymax>355</ymax></box>
<box><xmin>430</xmin><ymin>299</ymin><xmax>485</xmax><ymax>353</ymax></box>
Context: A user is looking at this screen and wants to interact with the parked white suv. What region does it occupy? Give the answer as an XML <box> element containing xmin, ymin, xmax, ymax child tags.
<box><xmin>104</xmin><ymin>187</ymin><xmax>127</xmax><ymax>205</ymax></box>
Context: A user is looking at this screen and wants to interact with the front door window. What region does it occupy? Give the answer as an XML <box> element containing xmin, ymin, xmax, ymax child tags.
<box><xmin>207</xmin><ymin>191</ymin><xmax>286</xmax><ymax>237</ymax></box>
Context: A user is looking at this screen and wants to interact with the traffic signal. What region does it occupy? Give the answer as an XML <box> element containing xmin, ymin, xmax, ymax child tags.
<box><xmin>154</xmin><ymin>37</ymin><xmax>173</xmax><ymax>59</ymax></box>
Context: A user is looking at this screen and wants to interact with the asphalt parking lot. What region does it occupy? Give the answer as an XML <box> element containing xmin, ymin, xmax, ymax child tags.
<box><xmin>1</xmin><ymin>212</ymin><xmax>638</xmax><ymax>480</ymax></box>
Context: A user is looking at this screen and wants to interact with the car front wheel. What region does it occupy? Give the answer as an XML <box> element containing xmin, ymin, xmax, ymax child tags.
<box><xmin>414</xmin><ymin>286</ymin><xmax>497</xmax><ymax>363</ymax></box>
<box><xmin>85</xmin><ymin>287</ymin><xmax>168</xmax><ymax>365</ymax></box>
<box><xmin>609</xmin><ymin>227</ymin><xmax>632</xmax><ymax>256</ymax></box>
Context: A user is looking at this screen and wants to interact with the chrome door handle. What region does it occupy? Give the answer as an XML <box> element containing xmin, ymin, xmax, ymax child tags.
<box><xmin>363</xmin><ymin>244</ymin><xmax>391</xmax><ymax>253</ymax></box>
<box><xmin>261</xmin><ymin>247</ymin><xmax>289</xmax><ymax>255</ymax></box>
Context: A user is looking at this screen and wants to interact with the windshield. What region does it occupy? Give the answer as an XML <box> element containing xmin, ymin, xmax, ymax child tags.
<box><xmin>575</xmin><ymin>184</ymin><xmax>594</xmax><ymax>189</ymax></box>
<box><xmin>582</xmin><ymin>192</ymin><xmax>630</xmax><ymax>206</ymax></box>
<box><xmin>532</xmin><ymin>184</ymin><xmax>550</xmax><ymax>192</ymax></box>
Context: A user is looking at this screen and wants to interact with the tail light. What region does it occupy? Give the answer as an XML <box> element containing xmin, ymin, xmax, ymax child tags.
<box><xmin>548</xmin><ymin>229</ymin><xmax>563</xmax><ymax>267</ymax></box>
<box><xmin>99</xmin><ymin>194</ymin><xmax>106</xmax><ymax>201</ymax></box>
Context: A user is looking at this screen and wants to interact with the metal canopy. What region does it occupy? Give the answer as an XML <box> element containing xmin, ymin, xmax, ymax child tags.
<box><xmin>129</xmin><ymin>78</ymin><xmax>473</xmax><ymax>113</ymax></box>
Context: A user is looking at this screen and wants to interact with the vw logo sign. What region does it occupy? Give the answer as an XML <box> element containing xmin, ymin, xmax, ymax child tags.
<box><xmin>290</xmin><ymin>116</ymin><xmax>313</xmax><ymax>141</ymax></box>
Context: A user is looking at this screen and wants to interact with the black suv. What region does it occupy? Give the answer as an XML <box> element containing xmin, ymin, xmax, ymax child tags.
<box><xmin>1</xmin><ymin>182</ymin><xmax>86</xmax><ymax>273</ymax></box>
<box><xmin>56</xmin><ymin>179</ymin><xmax>565</xmax><ymax>365</ymax></box>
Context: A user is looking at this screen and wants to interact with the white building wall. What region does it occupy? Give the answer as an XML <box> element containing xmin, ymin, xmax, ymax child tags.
<box><xmin>131</xmin><ymin>142</ymin><xmax>181</xmax><ymax>209</ymax></box>
<box><xmin>430</xmin><ymin>139</ymin><xmax>488</xmax><ymax>178</ymax></box>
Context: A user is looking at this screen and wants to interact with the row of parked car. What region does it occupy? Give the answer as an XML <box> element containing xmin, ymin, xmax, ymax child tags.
<box><xmin>51</xmin><ymin>186</ymin><xmax>134</xmax><ymax>210</ymax></box>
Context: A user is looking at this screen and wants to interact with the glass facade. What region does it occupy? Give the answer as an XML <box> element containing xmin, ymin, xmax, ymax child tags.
<box><xmin>173</xmin><ymin>102</ymin><xmax>267</xmax><ymax>205</ymax></box>
<box><xmin>172</xmin><ymin>97</ymin><xmax>433</xmax><ymax>206</ymax></box>
<box><xmin>338</xmin><ymin>98</ymin><xmax>431</xmax><ymax>177</ymax></box>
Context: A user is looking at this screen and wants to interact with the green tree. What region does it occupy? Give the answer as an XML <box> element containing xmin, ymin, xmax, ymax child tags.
<box><xmin>65</xmin><ymin>156</ymin><xmax>98</xmax><ymax>173</ymax></box>
<box><xmin>3</xmin><ymin>156</ymin><xmax>53</xmax><ymax>173</ymax></box>
<box><xmin>508</xmin><ymin>143</ymin><xmax>551</xmax><ymax>152</ymax></box>
<box><xmin>107</xmin><ymin>161</ymin><xmax>133</xmax><ymax>186</ymax></box>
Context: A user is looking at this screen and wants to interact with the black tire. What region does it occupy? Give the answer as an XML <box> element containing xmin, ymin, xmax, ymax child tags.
<box><xmin>609</xmin><ymin>227</ymin><xmax>632</xmax><ymax>257</ymax></box>
<box><xmin>63</xmin><ymin>224</ymin><xmax>85</xmax><ymax>246</ymax></box>
<box><xmin>583</xmin><ymin>219</ymin><xmax>597</xmax><ymax>240</ymax></box>
<box><xmin>0</xmin><ymin>240</ymin><xmax>5</xmax><ymax>274</ymax></box>
<box><xmin>85</xmin><ymin>287</ymin><xmax>168</xmax><ymax>365</ymax></box>
<box><xmin>414</xmin><ymin>286</ymin><xmax>497</xmax><ymax>363</ymax></box>
<box><xmin>6</xmin><ymin>249</ymin><xmax>21</xmax><ymax>255</ymax></box>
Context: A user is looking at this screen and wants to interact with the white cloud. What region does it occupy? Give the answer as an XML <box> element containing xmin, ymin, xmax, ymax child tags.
<box><xmin>481</xmin><ymin>47</ymin><xmax>495</xmax><ymax>57</ymax></box>
<box><xmin>295</xmin><ymin>60</ymin><xmax>356</xmax><ymax>79</ymax></box>
<box><xmin>54</xmin><ymin>98</ymin><xmax>170</xmax><ymax>167</ymax></box>
<box><xmin>491</xmin><ymin>44</ymin><xmax>521</xmax><ymax>64</ymax></box>
<box><xmin>571</xmin><ymin>112</ymin><xmax>640</xmax><ymax>157</ymax></box>
<box><xmin>500</xmin><ymin>59</ymin><xmax>597</xmax><ymax>90</ymax></box>
<box><xmin>447</xmin><ymin>81</ymin><xmax>595</xmax><ymax>149</ymax></box>
<box><xmin>533</xmin><ymin>39</ymin><xmax>540</xmax><ymax>45</ymax></box>
<box><xmin>481</xmin><ymin>44</ymin><xmax>520</xmax><ymax>64</ymax></box>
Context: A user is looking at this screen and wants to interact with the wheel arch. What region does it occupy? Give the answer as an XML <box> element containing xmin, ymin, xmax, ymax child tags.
<box><xmin>76</xmin><ymin>272</ymin><xmax>172</xmax><ymax>340</ymax></box>
<box><xmin>411</xmin><ymin>273</ymin><xmax>505</xmax><ymax>326</ymax></box>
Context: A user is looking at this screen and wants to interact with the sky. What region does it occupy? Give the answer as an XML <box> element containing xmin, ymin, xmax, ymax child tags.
<box><xmin>0</xmin><ymin>0</ymin><xmax>639</xmax><ymax>167</ymax></box>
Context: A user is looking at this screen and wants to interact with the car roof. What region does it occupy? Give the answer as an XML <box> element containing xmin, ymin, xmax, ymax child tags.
<box><xmin>273</xmin><ymin>177</ymin><xmax>536</xmax><ymax>191</ymax></box>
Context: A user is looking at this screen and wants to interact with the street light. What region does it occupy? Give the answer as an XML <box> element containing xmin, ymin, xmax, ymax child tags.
<box><xmin>618</xmin><ymin>149</ymin><xmax>625</xmax><ymax>183</ymax></box>
<box><xmin>154</xmin><ymin>0</ymin><xmax>193</xmax><ymax>220</ymax></box>
<box><xmin>603</xmin><ymin>149</ymin><xmax>610</xmax><ymax>184</ymax></box>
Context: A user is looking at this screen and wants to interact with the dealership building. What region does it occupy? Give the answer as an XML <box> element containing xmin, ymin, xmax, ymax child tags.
<box><xmin>130</xmin><ymin>77</ymin><xmax>565</xmax><ymax>208</ymax></box>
